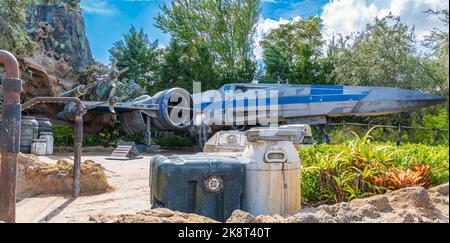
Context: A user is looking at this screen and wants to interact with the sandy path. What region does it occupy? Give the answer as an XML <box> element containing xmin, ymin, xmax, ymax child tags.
<box><xmin>16</xmin><ymin>151</ymin><xmax>193</xmax><ymax>223</ymax></box>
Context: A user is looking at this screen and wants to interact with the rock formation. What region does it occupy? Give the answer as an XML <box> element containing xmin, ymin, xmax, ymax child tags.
<box><xmin>26</xmin><ymin>0</ymin><xmax>94</xmax><ymax>69</ymax></box>
<box><xmin>15</xmin><ymin>0</ymin><xmax>96</xmax><ymax>116</ymax></box>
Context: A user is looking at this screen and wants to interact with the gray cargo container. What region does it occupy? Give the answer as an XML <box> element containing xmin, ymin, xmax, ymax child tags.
<box><xmin>149</xmin><ymin>154</ymin><xmax>246</xmax><ymax>221</ymax></box>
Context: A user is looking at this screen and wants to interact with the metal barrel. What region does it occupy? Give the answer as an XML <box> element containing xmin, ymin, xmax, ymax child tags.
<box><xmin>20</xmin><ymin>116</ymin><xmax>39</xmax><ymax>153</ymax></box>
<box><xmin>36</xmin><ymin>117</ymin><xmax>52</xmax><ymax>134</ymax></box>
<box><xmin>39</xmin><ymin>132</ymin><xmax>54</xmax><ymax>155</ymax></box>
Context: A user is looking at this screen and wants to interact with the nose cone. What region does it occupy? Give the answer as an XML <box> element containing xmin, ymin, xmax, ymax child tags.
<box><xmin>353</xmin><ymin>88</ymin><xmax>446</xmax><ymax>115</ymax></box>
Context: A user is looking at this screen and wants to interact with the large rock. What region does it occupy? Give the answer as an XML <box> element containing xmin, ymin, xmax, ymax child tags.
<box><xmin>350</xmin><ymin>194</ymin><xmax>391</xmax><ymax>211</ymax></box>
<box><xmin>226</xmin><ymin>210</ymin><xmax>257</xmax><ymax>223</ymax></box>
<box><xmin>11</xmin><ymin>152</ymin><xmax>110</xmax><ymax>200</ymax></box>
<box><xmin>18</xmin><ymin>51</ymin><xmax>78</xmax><ymax>101</ymax></box>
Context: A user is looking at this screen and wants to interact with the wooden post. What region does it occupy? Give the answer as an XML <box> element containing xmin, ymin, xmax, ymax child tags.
<box><xmin>433</xmin><ymin>129</ymin><xmax>438</xmax><ymax>146</ymax></box>
<box><xmin>396</xmin><ymin>123</ymin><xmax>402</xmax><ymax>146</ymax></box>
<box><xmin>72</xmin><ymin>116</ymin><xmax>83</xmax><ymax>198</ymax></box>
<box><xmin>146</xmin><ymin>116</ymin><xmax>151</xmax><ymax>150</ymax></box>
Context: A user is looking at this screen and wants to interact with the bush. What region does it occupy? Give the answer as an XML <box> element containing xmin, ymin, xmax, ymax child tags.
<box><xmin>53</xmin><ymin>124</ymin><xmax>120</xmax><ymax>147</ymax></box>
<box><xmin>53</xmin><ymin>124</ymin><xmax>74</xmax><ymax>146</ymax></box>
<box><xmin>299</xmin><ymin>128</ymin><xmax>449</xmax><ymax>204</ymax></box>
<box><xmin>155</xmin><ymin>131</ymin><xmax>195</xmax><ymax>147</ymax></box>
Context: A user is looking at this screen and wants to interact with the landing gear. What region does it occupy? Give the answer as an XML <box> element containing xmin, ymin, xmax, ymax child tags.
<box><xmin>316</xmin><ymin>124</ymin><xmax>331</xmax><ymax>144</ymax></box>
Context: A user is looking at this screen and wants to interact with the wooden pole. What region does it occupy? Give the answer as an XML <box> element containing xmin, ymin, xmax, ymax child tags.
<box><xmin>396</xmin><ymin>123</ymin><xmax>402</xmax><ymax>146</ymax></box>
<box><xmin>72</xmin><ymin>115</ymin><xmax>83</xmax><ymax>197</ymax></box>
<box><xmin>433</xmin><ymin>129</ymin><xmax>438</xmax><ymax>146</ymax></box>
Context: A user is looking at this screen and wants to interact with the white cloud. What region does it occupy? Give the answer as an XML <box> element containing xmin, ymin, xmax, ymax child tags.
<box><xmin>253</xmin><ymin>0</ymin><xmax>448</xmax><ymax>60</ymax></box>
<box><xmin>81</xmin><ymin>0</ymin><xmax>116</xmax><ymax>15</ymax></box>
<box><xmin>253</xmin><ymin>16</ymin><xmax>302</xmax><ymax>59</ymax></box>
<box><xmin>321</xmin><ymin>0</ymin><xmax>449</xmax><ymax>41</ymax></box>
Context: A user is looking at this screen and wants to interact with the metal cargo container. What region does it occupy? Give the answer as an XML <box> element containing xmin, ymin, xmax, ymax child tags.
<box><xmin>149</xmin><ymin>154</ymin><xmax>246</xmax><ymax>221</ymax></box>
<box><xmin>203</xmin><ymin>130</ymin><xmax>248</xmax><ymax>153</ymax></box>
<box><xmin>243</xmin><ymin>127</ymin><xmax>302</xmax><ymax>216</ymax></box>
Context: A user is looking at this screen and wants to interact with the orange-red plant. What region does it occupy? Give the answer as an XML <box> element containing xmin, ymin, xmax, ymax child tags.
<box><xmin>370</xmin><ymin>163</ymin><xmax>433</xmax><ymax>190</ymax></box>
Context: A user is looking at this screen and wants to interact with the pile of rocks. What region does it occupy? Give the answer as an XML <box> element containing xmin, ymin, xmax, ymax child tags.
<box><xmin>226</xmin><ymin>183</ymin><xmax>449</xmax><ymax>223</ymax></box>
<box><xmin>89</xmin><ymin>183</ymin><xmax>448</xmax><ymax>223</ymax></box>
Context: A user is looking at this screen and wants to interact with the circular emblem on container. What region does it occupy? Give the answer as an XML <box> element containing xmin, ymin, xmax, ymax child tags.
<box><xmin>226</xmin><ymin>134</ymin><xmax>237</xmax><ymax>143</ymax></box>
<box><xmin>203</xmin><ymin>175</ymin><xmax>224</xmax><ymax>193</ymax></box>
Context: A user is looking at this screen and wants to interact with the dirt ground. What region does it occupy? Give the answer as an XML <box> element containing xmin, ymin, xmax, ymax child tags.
<box><xmin>16</xmin><ymin>150</ymin><xmax>193</xmax><ymax>223</ymax></box>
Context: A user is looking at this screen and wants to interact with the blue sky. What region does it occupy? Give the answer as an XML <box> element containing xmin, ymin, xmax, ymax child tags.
<box><xmin>81</xmin><ymin>0</ymin><xmax>448</xmax><ymax>63</ymax></box>
<box><xmin>81</xmin><ymin>0</ymin><xmax>328</xmax><ymax>63</ymax></box>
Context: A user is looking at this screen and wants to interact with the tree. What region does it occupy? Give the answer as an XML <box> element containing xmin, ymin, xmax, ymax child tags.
<box><xmin>156</xmin><ymin>0</ymin><xmax>260</xmax><ymax>87</ymax></box>
<box><xmin>0</xmin><ymin>0</ymin><xmax>36</xmax><ymax>55</ymax></box>
<box><xmin>330</xmin><ymin>14</ymin><xmax>422</xmax><ymax>90</ymax></box>
<box><xmin>154</xmin><ymin>40</ymin><xmax>219</xmax><ymax>93</ymax></box>
<box><xmin>261</xmin><ymin>17</ymin><xmax>331</xmax><ymax>84</ymax></box>
<box><xmin>108</xmin><ymin>26</ymin><xmax>162</xmax><ymax>91</ymax></box>
<box><xmin>421</xmin><ymin>9</ymin><xmax>449</xmax><ymax>114</ymax></box>
<box><xmin>327</xmin><ymin>13</ymin><xmax>449</xmax><ymax>126</ymax></box>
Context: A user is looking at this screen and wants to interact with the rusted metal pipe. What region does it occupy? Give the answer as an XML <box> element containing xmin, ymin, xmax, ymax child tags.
<box><xmin>0</xmin><ymin>50</ymin><xmax>22</xmax><ymax>223</ymax></box>
<box><xmin>0</xmin><ymin>50</ymin><xmax>20</xmax><ymax>79</ymax></box>
<box><xmin>22</xmin><ymin>97</ymin><xmax>83</xmax><ymax>111</ymax></box>
<box><xmin>21</xmin><ymin>97</ymin><xmax>85</xmax><ymax>198</ymax></box>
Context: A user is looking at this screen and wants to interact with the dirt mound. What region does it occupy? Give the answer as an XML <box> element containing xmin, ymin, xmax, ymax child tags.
<box><xmin>2</xmin><ymin>153</ymin><xmax>110</xmax><ymax>199</ymax></box>
<box><xmin>89</xmin><ymin>208</ymin><xmax>218</xmax><ymax>223</ymax></box>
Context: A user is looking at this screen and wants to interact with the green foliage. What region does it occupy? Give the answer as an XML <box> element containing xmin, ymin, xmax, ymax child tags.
<box><xmin>156</xmin><ymin>0</ymin><xmax>260</xmax><ymax>86</ymax></box>
<box><xmin>330</xmin><ymin>14</ymin><xmax>421</xmax><ymax>89</ymax></box>
<box><xmin>109</xmin><ymin>26</ymin><xmax>162</xmax><ymax>91</ymax></box>
<box><xmin>52</xmin><ymin>124</ymin><xmax>75</xmax><ymax>146</ymax></box>
<box><xmin>153</xmin><ymin>40</ymin><xmax>220</xmax><ymax>93</ymax></box>
<box><xmin>261</xmin><ymin>17</ymin><xmax>333</xmax><ymax>84</ymax></box>
<box><xmin>299</xmin><ymin>129</ymin><xmax>449</xmax><ymax>203</ymax></box>
<box><xmin>155</xmin><ymin>131</ymin><xmax>195</xmax><ymax>147</ymax></box>
<box><xmin>53</xmin><ymin>123</ymin><xmax>194</xmax><ymax>148</ymax></box>
<box><xmin>0</xmin><ymin>0</ymin><xmax>36</xmax><ymax>54</ymax></box>
<box><xmin>53</xmin><ymin>124</ymin><xmax>120</xmax><ymax>147</ymax></box>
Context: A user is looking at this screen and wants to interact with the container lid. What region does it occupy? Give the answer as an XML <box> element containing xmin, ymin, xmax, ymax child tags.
<box><xmin>245</xmin><ymin>127</ymin><xmax>302</xmax><ymax>142</ymax></box>
<box><xmin>32</xmin><ymin>138</ymin><xmax>46</xmax><ymax>142</ymax></box>
<box><xmin>36</xmin><ymin>117</ymin><xmax>50</xmax><ymax>121</ymax></box>
<box><xmin>159</xmin><ymin>153</ymin><xmax>247</xmax><ymax>164</ymax></box>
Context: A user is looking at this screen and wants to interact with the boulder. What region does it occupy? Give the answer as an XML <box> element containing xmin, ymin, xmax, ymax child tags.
<box><xmin>226</xmin><ymin>210</ymin><xmax>257</xmax><ymax>223</ymax></box>
<box><xmin>11</xmin><ymin>152</ymin><xmax>110</xmax><ymax>200</ymax></box>
<box><xmin>350</xmin><ymin>194</ymin><xmax>391</xmax><ymax>211</ymax></box>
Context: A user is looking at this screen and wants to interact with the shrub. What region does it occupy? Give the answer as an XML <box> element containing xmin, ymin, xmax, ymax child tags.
<box><xmin>299</xmin><ymin>128</ymin><xmax>449</xmax><ymax>203</ymax></box>
<box><xmin>53</xmin><ymin>124</ymin><xmax>74</xmax><ymax>146</ymax></box>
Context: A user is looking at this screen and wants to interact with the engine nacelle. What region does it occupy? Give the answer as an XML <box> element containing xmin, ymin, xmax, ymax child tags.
<box><xmin>151</xmin><ymin>88</ymin><xmax>193</xmax><ymax>131</ymax></box>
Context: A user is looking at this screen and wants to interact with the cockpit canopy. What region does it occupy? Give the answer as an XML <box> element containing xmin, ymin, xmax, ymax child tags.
<box><xmin>220</xmin><ymin>83</ymin><xmax>277</xmax><ymax>94</ymax></box>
